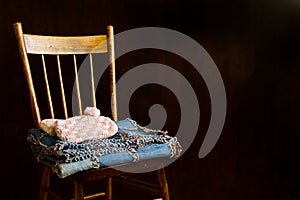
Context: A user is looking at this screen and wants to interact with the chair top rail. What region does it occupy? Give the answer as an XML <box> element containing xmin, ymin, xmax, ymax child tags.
<box><xmin>24</xmin><ymin>34</ymin><xmax>107</xmax><ymax>55</ymax></box>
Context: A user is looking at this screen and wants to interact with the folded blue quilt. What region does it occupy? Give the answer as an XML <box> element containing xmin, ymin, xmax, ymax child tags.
<box><xmin>27</xmin><ymin>118</ymin><xmax>182</xmax><ymax>178</ymax></box>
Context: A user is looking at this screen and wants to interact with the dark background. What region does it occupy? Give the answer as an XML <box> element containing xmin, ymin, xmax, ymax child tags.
<box><xmin>1</xmin><ymin>0</ymin><xmax>300</xmax><ymax>199</ymax></box>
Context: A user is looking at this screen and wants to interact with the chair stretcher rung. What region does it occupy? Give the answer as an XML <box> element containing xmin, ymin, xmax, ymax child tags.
<box><xmin>114</xmin><ymin>175</ymin><xmax>160</xmax><ymax>194</ymax></box>
<box><xmin>44</xmin><ymin>187</ymin><xmax>64</xmax><ymax>200</ymax></box>
<box><xmin>70</xmin><ymin>192</ymin><xmax>106</xmax><ymax>200</ymax></box>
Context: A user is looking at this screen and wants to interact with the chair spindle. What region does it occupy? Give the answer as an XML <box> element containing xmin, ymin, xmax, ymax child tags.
<box><xmin>56</xmin><ymin>55</ymin><xmax>68</xmax><ymax>119</ymax></box>
<box><xmin>89</xmin><ymin>53</ymin><xmax>96</xmax><ymax>107</ymax></box>
<box><xmin>41</xmin><ymin>54</ymin><xmax>54</xmax><ymax>119</ymax></box>
<box><xmin>73</xmin><ymin>54</ymin><xmax>82</xmax><ymax>115</ymax></box>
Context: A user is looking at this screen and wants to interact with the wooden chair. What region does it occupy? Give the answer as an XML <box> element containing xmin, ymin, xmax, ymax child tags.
<box><xmin>13</xmin><ymin>22</ymin><xmax>170</xmax><ymax>200</ymax></box>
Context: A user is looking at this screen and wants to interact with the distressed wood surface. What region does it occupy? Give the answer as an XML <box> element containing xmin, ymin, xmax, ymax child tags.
<box><xmin>24</xmin><ymin>34</ymin><xmax>107</xmax><ymax>54</ymax></box>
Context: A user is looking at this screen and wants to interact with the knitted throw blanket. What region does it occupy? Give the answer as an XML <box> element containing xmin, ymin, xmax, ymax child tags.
<box><xmin>56</xmin><ymin>132</ymin><xmax>181</xmax><ymax>163</ymax></box>
<box><xmin>27</xmin><ymin>129</ymin><xmax>182</xmax><ymax>164</ymax></box>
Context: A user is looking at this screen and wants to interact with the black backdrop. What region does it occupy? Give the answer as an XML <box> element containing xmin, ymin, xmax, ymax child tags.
<box><xmin>1</xmin><ymin>0</ymin><xmax>300</xmax><ymax>199</ymax></box>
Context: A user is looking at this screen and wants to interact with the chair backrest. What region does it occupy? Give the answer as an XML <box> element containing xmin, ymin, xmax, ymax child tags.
<box><xmin>13</xmin><ymin>22</ymin><xmax>118</xmax><ymax>127</ymax></box>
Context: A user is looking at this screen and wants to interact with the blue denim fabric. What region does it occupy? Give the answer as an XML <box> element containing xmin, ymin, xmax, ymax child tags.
<box><xmin>98</xmin><ymin>143</ymin><xmax>172</xmax><ymax>166</ymax></box>
<box><xmin>53</xmin><ymin>158</ymin><xmax>97</xmax><ymax>178</ymax></box>
<box><xmin>54</xmin><ymin>144</ymin><xmax>173</xmax><ymax>178</ymax></box>
<box><xmin>116</xmin><ymin>118</ymin><xmax>167</xmax><ymax>135</ymax></box>
<box><xmin>27</xmin><ymin>118</ymin><xmax>181</xmax><ymax>178</ymax></box>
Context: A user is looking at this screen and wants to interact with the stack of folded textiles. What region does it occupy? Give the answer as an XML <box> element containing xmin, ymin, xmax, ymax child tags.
<box><xmin>27</xmin><ymin>107</ymin><xmax>182</xmax><ymax>178</ymax></box>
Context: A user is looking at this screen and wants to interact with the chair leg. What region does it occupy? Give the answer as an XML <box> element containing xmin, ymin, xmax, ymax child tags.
<box><xmin>39</xmin><ymin>166</ymin><xmax>50</xmax><ymax>200</ymax></box>
<box><xmin>74</xmin><ymin>180</ymin><xmax>84</xmax><ymax>200</ymax></box>
<box><xmin>105</xmin><ymin>177</ymin><xmax>112</xmax><ymax>200</ymax></box>
<box><xmin>157</xmin><ymin>168</ymin><xmax>170</xmax><ymax>200</ymax></box>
